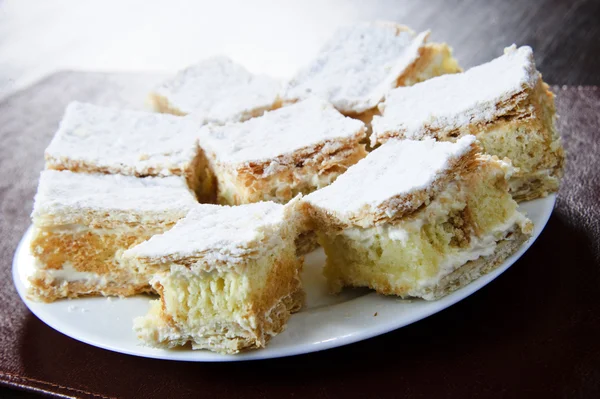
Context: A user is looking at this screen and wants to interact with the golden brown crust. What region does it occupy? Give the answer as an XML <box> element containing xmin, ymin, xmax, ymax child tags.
<box><xmin>295</xmin><ymin>231</ymin><xmax>319</xmax><ymax>256</ymax></box>
<box><xmin>302</xmin><ymin>142</ymin><xmax>482</xmax><ymax>230</ymax></box>
<box><xmin>205</xmin><ymin>133</ymin><xmax>368</xmax><ymax>205</ymax></box>
<box><xmin>190</xmin><ymin>145</ymin><xmax>217</xmax><ymax>202</ymax></box>
<box><xmin>28</xmin><ymin>225</ymin><xmax>174</xmax><ymax>301</ymax></box>
<box><xmin>28</xmin><ymin>277</ymin><xmax>154</xmax><ymax>303</ymax></box>
<box><xmin>31</xmin><ymin>228</ymin><xmax>157</xmax><ymax>274</ymax></box>
<box><xmin>255</xmin><ymin>251</ymin><xmax>304</xmax><ymax>318</ymax></box>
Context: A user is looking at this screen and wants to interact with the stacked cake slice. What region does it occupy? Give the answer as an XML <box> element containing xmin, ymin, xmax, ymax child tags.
<box><xmin>29</xmin><ymin>170</ymin><xmax>197</xmax><ymax>302</ymax></box>
<box><xmin>124</xmin><ymin>200</ymin><xmax>304</xmax><ymax>354</ymax></box>
<box><xmin>372</xmin><ymin>45</ymin><xmax>564</xmax><ymax>201</ymax></box>
<box><xmin>284</xmin><ymin>21</ymin><xmax>461</xmax><ymax>122</ymax></box>
<box><xmin>303</xmin><ymin>136</ymin><xmax>533</xmax><ymax>299</ymax></box>
<box><xmin>197</xmin><ymin>97</ymin><xmax>367</xmax><ymax>205</ymax></box>
<box><xmin>149</xmin><ymin>56</ymin><xmax>281</xmax><ymax>124</ymax></box>
<box><xmin>44</xmin><ymin>102</ymin><xmax>210</xmax><ymax>199</ymax></box>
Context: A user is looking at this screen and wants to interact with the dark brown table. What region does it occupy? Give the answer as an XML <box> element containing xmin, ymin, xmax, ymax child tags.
<box><xmin>1</xmin><ymin>1</ymin><xmax>599</xmax><ymax>397</ymax></box>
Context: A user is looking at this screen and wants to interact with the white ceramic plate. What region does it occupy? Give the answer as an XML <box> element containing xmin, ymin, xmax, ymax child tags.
<box><xmin>13</xmin><ymin>195</ymin><xmax>554</xmax><ymax>361</ymax></box>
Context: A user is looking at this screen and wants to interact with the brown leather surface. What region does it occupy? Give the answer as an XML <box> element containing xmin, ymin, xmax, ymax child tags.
<box><xmin>0</xmin><ymin>74</ymin><xmax>599</xmax><ymax>398</ymax></box>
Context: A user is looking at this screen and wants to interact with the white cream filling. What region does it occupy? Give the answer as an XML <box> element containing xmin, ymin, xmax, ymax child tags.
<box><xmin>342</xmin><ymin>224</ymin><xmax>412</xmax><ymax>245</ymax></box>
<box><xmin>341</xmin><ymin>180</ymin><xmax>466</xmax><ymax>245</ymax></box>
<box><xmin>341</xmin><ymin>206</ymin><xmax>528</xmax><ymax>290</ymax></box>
<box><xmin>33</xmin><ymin>261</ymin><xmax>107</xmax><ymax>285</ymax></box>
<box><xmin>33</xmin><ymin>259</ymin><xmax>149</xmax><ymax>287</ymax></box>
<box><xmin>39</xmin><ymin>224</ymin><xmax>133</xmax><ymax>234</ymax></box>
<box><xmin>417</xmin><ymin>209</ymin><xmax>527</xmax><ymax>289</ymax></box>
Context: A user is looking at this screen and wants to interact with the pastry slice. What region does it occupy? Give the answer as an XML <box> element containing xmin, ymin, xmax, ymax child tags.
<box><xmin>124</xmin><ymin>200</ymin><xmax>304</xmax><ymax>354</ymax></box>
<box><xmin>44</xmin><ymin>102</ymin><xmax>209</xmax><ymax>199</ymax></box>
<box><xmin>29</xmin><ymin>170</ymin><xmax>197</xmax><ymax>302</ymax></box>
<box><xmin>197</xmin><ymin>97</ymin><xmax>367</xmax><ymax>205</ymax></box>
<box><xmin>372</xmin><ymin>45</ymin><xmax>564</xmax><ymax>201</ymax></box>
<box><xmin>284</xmin><ymin>21</ymin><xmax>460</xmax><ymax>123</ymax></box>
<box><xmin>149</xmin><ymin>56</ymin><xmax>281</xmax><ymax>123</ymax></box>
<box><xmin>303</xmin><ymin>136</ymin><xmax>533</xmax><ymax>300</ymax></box>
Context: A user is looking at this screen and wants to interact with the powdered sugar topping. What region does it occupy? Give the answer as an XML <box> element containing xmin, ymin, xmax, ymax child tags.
<box><xmin>45</xmin><ymin>102</ymin><xmax>200</xmax><ymax>175</ymax></box>
<box><xmin>32</xmin><ymin>170</ymin><xmax>197</xmax><ymax>219</ymax></box>
<box><xmin>305</xmin><ymin>136</ymin><xmax>476</xmax><ymax>218</ymax></box>
<box><xmin>198</xmin><ymin>97</ymin><xmax>365</xmax><ymax>168</ymax></box>
<box><xmin>284</xmin><ymin>22</ymin><xmax>429</xmax><ymax>113</ymax></box>
<box><xmin>372</xmin><ymin>46</ymin><xmax>539</xmax><ymax>145</ymax></box>
<box><xmin>124</xmin><ymin>202</ymin><xmax>286</xmax><ymax>263</ymax></box>
<box><xmin>154</xmin><ymin>56</ymin><xmax>281</xmax><ymax>123</ymax></box>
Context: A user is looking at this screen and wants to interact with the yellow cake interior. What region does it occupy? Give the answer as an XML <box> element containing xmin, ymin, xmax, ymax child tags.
<box><xmin>319</xmin><ymin>159</ymin><xmax>532</xmax><ymax>299</ymax></box>
<box><xmin>29</xmin><ymin>222</ymin><xmax>175</xmax><ymax>302</ymax></box>
<box><xmin>134</xmin><ymin>244</ymin><xmax>303</xmax><ymax>354</ymax></box>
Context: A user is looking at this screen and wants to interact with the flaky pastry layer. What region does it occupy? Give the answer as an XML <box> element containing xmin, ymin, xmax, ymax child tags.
<box><xmin>205</xmin><ymin>137</ymin><xmax>367</xmax><ymax>205</ymax></box>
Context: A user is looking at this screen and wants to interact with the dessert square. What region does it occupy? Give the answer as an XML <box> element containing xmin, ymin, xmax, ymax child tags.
<box><xmin>303</xmin><ymin>136</ymin><xmax>533</xmax><ymax>300</ymax></box>
<box><xmin>149</xmin><ymin>56</ymin><xmax>281</xmax><ymax>123</ymax></box>
<box><xmin>124</xmin><ymin>200</ymin><xmax>304</xmax><ymax>354</ymax></box>
<box><xmin>197</xmin><ymin>97</ymin><xmax>367</xmax><ymax>205</ymax></box>
<box><xmin>44</xmin><ymin>102</ymin><xmax>209</xmax><ymax>199</ymax></box>
<box><xmin>283</xmin><ymin>21</ymin><xmax>461</xmax><ymax>121</ymax></box>
<box><xmin>371</xmin><ymin>45</ymin><xmax>565</xmax><ymax>201</ymax></box>
<box><xmin>29</xmin><ymin>170</ymin><xmax>198</xmax><ymax>302</ymax></box>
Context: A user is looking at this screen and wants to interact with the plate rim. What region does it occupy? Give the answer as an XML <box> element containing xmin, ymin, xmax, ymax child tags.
<box><xmin>12</xmin><ymin>194</ymin><xmax>555</xmax><ymax>362</ymax></box>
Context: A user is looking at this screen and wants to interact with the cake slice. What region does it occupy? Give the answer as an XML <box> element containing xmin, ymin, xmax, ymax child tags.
<box><xmin>302</xmin><ymin>136</ymin><xmax>533</xmax><ymax>300</ymax></box>
<box><xmin>44</xmin><ymin>102</ymin><xmax>209</xmax><ymax>199</ymax></box>
<box><xmin>29</xmin><ymin>170</ymin><xmax>198</xmax><ymax>302</ymax></box>
<box><xmin>284</xmin><ymin>21</ymin><xmax>461</xmax><ymax>123</ymax></box>
<box><xmin>149</xmin><ymin>56</ymin><xmax>281</xmax><ymax>123</ymax></box>
<box><xmin>372</xmin><ymin>45</ymin><xmax>565</xmax><ymax>201</ymax></box>
<box><xmin>197</xmin><ymin>97</ymin><xmax>367</xmax><ymax>205</ymax></box>
<box><xmin>124</xmin><ymin>200</ymin><xmax>304</xmax><ymax>354</ymax></box>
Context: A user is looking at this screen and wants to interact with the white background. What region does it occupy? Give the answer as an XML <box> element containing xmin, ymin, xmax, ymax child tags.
<box><xmin>0</xmin><ymin>0</ymin><xmax>374</xmax><ymax>98</ymax></box>
<box><xmin>0</xmin><ymin>0</ymin><xmax>485</xmax><ymax>100</ymax></box>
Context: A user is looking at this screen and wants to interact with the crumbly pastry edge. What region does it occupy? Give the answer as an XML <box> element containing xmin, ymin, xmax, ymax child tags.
<box><xmin>302</xmin><ymin>141</ymin><xmax>482</xmax><ymax>229</ymax></box>
<box><xmin>203</xmin><ymin>128</ymin><xmax>368</xmax><ymax>205</ymax></box>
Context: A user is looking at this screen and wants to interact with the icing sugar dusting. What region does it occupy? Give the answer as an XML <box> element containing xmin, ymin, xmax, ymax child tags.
<box><xmin>372</xmin><ymin>46</ymin><xmax>539</xmax><ymax>144</ymax></box>
<box><xmin>32</xmin><ymin>170</ymin><xmax>197</xmax><ymax>218</ymax></box>
<box><xmin>284</xmin><ymin>22</ymin><xmax>428</xmax><ymax>114</ymax></box>
<box><xmin>154</xmin><ymin>56</ymin><xmax>281</xmax><ymax>123</ymax></box>
<box><xmin>45</xmin><ymin>102</ymin><xmax>200</xmax><ymax>175</ymax></box>
<box><xmin>305</xmin><ymin>136</ymin><xmax>476</xmax><ymax>216</ymax></box>
<box><xmin>125</xmin><ymin>202</ymin><xmax>285</xmax><ymax>262</ymax></box>
<box><xmin>198</xmin><ymin>97</ymin><xmax>365</xmax><ymax>166</ymax></box>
